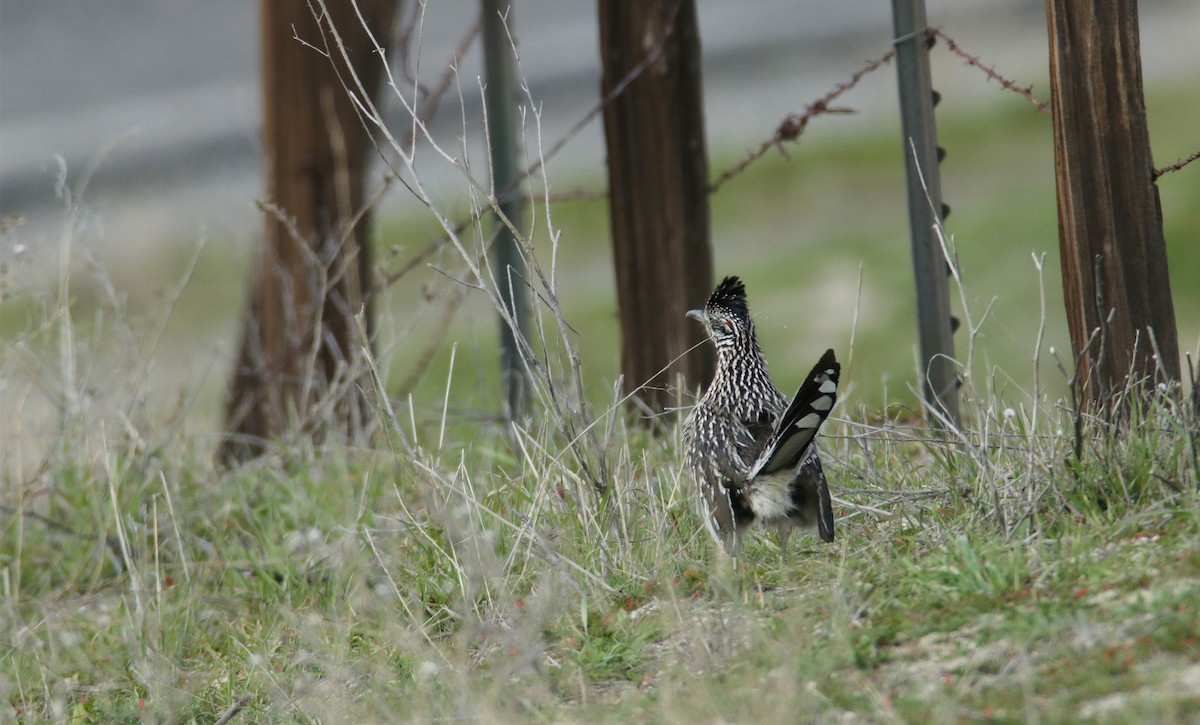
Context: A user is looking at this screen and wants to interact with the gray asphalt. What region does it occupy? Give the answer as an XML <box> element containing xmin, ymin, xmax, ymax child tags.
<box><xmin>0</xmin><ymin>1</ymin><xmax>888</xmax><ymax>218</ymax></box>
<box><xmin>2</xmin><ymin>0</ymin><xmax>1189</xmax><ymax>263</ymax></box>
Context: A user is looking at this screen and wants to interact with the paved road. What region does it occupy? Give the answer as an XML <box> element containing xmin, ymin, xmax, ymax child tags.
<box><xmin>0</xmin><ymin>1</ymin><xmax>884</xmax><ymax>215</ymax></box>
<box><xmin>1</xmin><ymin>0</ymin><xmax>1190</xmax><ymax>262</ymax></box>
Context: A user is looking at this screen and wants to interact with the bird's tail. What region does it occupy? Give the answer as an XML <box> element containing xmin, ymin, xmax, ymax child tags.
<box><xmin>748</xmin><ymin>349</ymin><xmax>840</xmax><ymax>480</ymax></box>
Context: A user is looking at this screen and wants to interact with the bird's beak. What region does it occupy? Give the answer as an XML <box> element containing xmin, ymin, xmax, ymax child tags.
<box><xmin>686</xmin><ymin>309</ymin><xmax>704</xmax><ymax>323</ymax></box>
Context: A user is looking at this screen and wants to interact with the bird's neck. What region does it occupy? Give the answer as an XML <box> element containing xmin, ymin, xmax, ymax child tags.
<box><xmin>714</xmin><ymin>334</ymin><xmax>770</xmax><ymax>384</ymax></box>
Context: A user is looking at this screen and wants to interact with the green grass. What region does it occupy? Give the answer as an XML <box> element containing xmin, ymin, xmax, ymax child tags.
<box><xmin>2</xmin><ymin>70</ymin><xmax>1200</xmax><ymax>723</ymax></box>
<box><xmin>10</xmin><ymin>406</ymin><xmax>1198</xmax><ymax>723</ymax></box>
<box><xmin>3</xmin><ymin>270</ymin><xmax>1199</xmax><ymax>723</ymax></box>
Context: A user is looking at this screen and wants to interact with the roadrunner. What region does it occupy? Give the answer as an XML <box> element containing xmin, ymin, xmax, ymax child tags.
<box><xmin>683</xmin><ymin>276</ymin><xmax>840</xmax><ymax>557</ymax></box>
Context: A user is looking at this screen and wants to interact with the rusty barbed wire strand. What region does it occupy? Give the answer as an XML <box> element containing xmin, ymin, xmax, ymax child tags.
<box><xmin>380</xmin><ymin>26</ymin><xmax>1197</xmax><ymax>294</ymax></box>
<box><xmin>930</xmin><ymin>28</ymin><xmax>1197</xmax><ymax>178</ymax></box>
<box><xmin>707</xmin><ymin>49</ymin><xmax>896</xmax><ymax>194</ymax></box>
<box><xmin>376</xmin><ymin>2</ymin><xmax>685</xmax><ymax>292</ymax></box>
<box><xmin>523</xmin><ymin>0</ymin><xmax>686</xmax><ymax>186</ymax></box>
<box><xmin>1154</xmin><ymin>148</ymin><xmax>1200</xmax><ymax>178</ymax></box>
<box><xmin>519</xmin><ymin>48</ymin><xmax>897</xmax><ymax>202</ymax></box>
<box><xmin>930</xmin><ymin>28</ymin><xmax>1050</xmax><ymax>114</ymax></box>
<box><xmin>371</xmin><ymin>17</ymin><xmax>483</xmax><ymax>298</ymax></box>
<box><xmin>532</xmin><ymin>188</ymin><xmax>609</xmax><ymax>203</ymax></box>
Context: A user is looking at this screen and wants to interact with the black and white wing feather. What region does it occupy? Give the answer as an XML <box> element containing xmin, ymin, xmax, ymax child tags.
<box><xmin>744</xmin><ymin>349</ymin><xmax>839</xmax><ymax>542</ymax></box>
<box><xmin>747</xmin><ymin>349</ymin><xmax>840</xmax><ymax>480</ymax></box>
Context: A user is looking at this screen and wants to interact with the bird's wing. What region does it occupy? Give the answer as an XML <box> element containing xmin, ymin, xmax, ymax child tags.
<box><xmin>747</xmin><ymin>349</ymin><xmax>840</xmax><ymax>480</ymax></box>
<box><xmin>734</xmin><ymin>409</ymin><xmax>777</xmax><ymax>481</ymax></box>
<box><xmin>686</xmin><ymin>406</ymin><xmax>748</xmax><ymax>553</ymax></box>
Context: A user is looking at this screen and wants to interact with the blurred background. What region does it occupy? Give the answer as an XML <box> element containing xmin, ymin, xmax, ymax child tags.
<box><xmin>2</xmin><ymin>0</ymin><xmax>1198</xmax><ymax>443</ymax></box>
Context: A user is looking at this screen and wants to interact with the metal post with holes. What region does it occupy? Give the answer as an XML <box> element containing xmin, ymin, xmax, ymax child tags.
<box><xmin>891</xmin><ymin>0</ymin><xmax>959</xmax><ymax>427</ymax></box>
<box><xmin>482</xmin><ymin>0</ymin><xmax>531</xmax><ymax>421</ymax></box>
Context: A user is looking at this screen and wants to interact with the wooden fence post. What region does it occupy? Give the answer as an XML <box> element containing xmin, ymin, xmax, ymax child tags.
<box><xmin>220</xmin><ymin>0</ymin><xmax>397</xmax><ymax>460</ymax></box>
<box><xmin>1046</xmin><ymin>0</ymin><xmax>1180</xmax><ymax>410</ymax></box>
<box><xmin>598</xmin><ymin>0</ymin><xmax>714</xmax><ymax>418</ymax></box>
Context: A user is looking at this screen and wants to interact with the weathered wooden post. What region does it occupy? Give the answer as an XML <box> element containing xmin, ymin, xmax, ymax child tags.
<box><xmin>221</xmin><ymin>0</ymin><xmax>397</xmax><ymax>460</ymax></box>
<box><xmin>598</xmin><ymin>0</ymin><xmax>715</xmax><ymax>418</ymax></box>
<box><xmin>1045</xmin><ymin>0</ymin><xmax>1180</xmax><ymax>411</ymax></box>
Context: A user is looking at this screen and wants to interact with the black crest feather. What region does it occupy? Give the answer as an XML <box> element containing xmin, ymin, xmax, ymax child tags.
<box><xmin>707</xmin><ymin>276</ymin><xmax>749</xmax><ymax>319</ymax></box>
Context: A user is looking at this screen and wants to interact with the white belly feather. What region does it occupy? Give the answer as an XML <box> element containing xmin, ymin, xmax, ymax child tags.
<box><xmin>746</xmin><ymin>468</ymin><xmax>794</xmax><ymax>522</ymax></box>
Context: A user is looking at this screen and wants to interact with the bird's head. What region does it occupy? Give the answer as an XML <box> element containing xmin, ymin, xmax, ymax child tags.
<box><xmin>687</xmin><ymin>276</ymin><xmax>755</xmax><ymax>349</ymax></box>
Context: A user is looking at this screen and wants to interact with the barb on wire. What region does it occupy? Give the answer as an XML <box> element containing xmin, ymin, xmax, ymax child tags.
<box><xmin>708</xmin><ymin>49</ymin><xmax>896</xmax><ymax>194</ymax></box>
<box><xmin>930</xmin><ymin>28</ymin><xmax>1050</xmax><ymax>114</ymax></box>
<box><xmin>1154</xmin><ymin>148</ymin><xmax>1200</xmax><ymax>179</ymax></box>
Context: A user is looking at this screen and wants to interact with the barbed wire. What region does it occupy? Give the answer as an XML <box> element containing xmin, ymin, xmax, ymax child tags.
<box><xmin>929</xmin><ymin>28</ymin><xmax>1197</xmax><ymax>177</ymax></box>
<box><xmin>704</xmin><ymin>27</ymin><xmax>1197</xmax><ymax>188</ymax></box>
<box><xmin>929</xmin><ymin>28</ymin><xmax>1050</xmax><ymax>114</ymax></box>
<box><xmin>528</xmin><ymin>47</ymin><xmax>898</xmax><ymax>204</ymax></box>
<box><xmin>381</xmin><ymin>27</ymin><xmax>1199</xmax><ymax>290</ymax></box>
<box><xmin>376</xmin><ymin>2</ymin><xmax>685</xmax><ymax>290</ymax></box>
<box><xmin>530</xmin><ymin>188</ymin><xmax>609</xmax><ymax>203</ymax></box>
<box><xmin>707</xmin><ymin>48</ymin><xmax>895</xmax><ymax>194</ymax></box>
<box><xmin>1153</xmin><ymin>148</ymin><xmax>1200</xmax><ymax>179</ymax></box>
